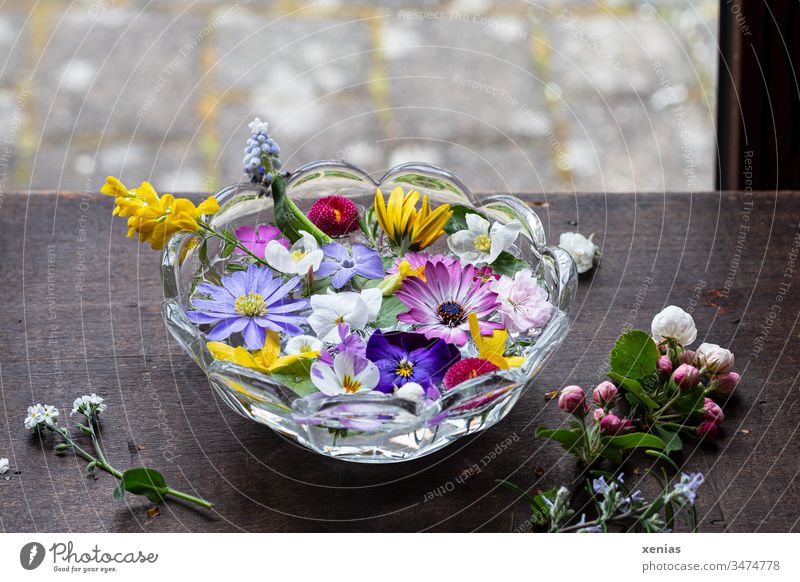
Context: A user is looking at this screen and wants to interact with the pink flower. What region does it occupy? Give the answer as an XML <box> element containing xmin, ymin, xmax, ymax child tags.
<box><xmin>702</xmin><ymin>397</ymin><xmax>725</xmax><ymax>424</ymax></box>
<box><xmin>443</xmin><ymin>358</ymin><xmax>500</xmax><ymax>390</ymax></box>
<box><xmin>592</xmin><ymin>408</ymin><xmax>606</xmax><ymax>422</ymax></box>
<box><xmin>307</xmin><ymin>195</ymin><xmax>360</xmax><ymax>237</ymax></box>
<box><xmin>680</xmin><ymin>350</ymin><xmax>697</xmax><ymax>365</ymax></box>
<box><xmin>709</xmin><ymin>371</ymin><xmax>740</xmax><ymax>396</ymax></box>
<box><xmin>599</xmin><ymin>412</ymin><xmax>624</xmax><ymax>435</ymax></box>
<box><xmin>657</xmin><ymin>355</ymin><xmax>673</xmax><ymax>376</ymax></box>
<box><xmin>473</xmin><ymin>266</ymin><xmax>500</xmax><ymax>283</ymax></box>
<box><xmin>672</xmin><ymin>364</ymin><xmax>700</xmax><ymax>390</ymax></box>
<box><xmin>489</xmin><ymin>269</ymin><xmax>554</xmax><ymax>333</ymax></box>
<box><xmin>234</xmin><ymin>225</ymin><xmax>289</xmax><ymax>259</ymax></box>
<box><xmin>558</xmin><ymin>385</ymin><xmax>587</xmax><ymax>414</ymax></box>
<box><xmin>697</xmin><ymin>421</ymin><xmax>719</xmax><ymax>440</ymax></box>
<box><xmin>593</xmin><ymin>381</ymin><xmax>618</xmax><ymax>407</ymax></box>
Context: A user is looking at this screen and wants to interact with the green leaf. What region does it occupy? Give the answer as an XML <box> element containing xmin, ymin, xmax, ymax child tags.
<box><xmin>599</xmin><ymin>447</ymin><xmax>623</xmax><ymax>464</ymax></box>
<box><xmin>671</xmin><ymin>384</ymin><xmax>705</xmax><ymax>414</ymax></box>
<box><xmin>645</xmin><ymin>449</ymin><xmax>681</xmax><ymax>472</ymax></box>
<box><xmin>112</xmin><ymin>483</ymin><xmax>125</xmax><ymax>501</ymax></box>
<box><xmin>119</xmin><ymin>468</ymin><xmax>168</xmax><ymax>504</ymax></box>
<box><xmin>603</xmin><ymin>432</ymin><xmax>666</xmax><ymax>450</ymax></box>
<box><xmin>267</xmin><ymin>359</ymin><xmax>318</xmax><ymax>397</ymax></box>
<box><xmin>495</xmin><ymin>479</ymin><xmax>540</xmax><ymax>507</ymax></box>
<box><xmin>272</xmin><ymin>174</ymin><xmax>331</xmax><ymax>245</ymax></box>
<box><xmin>656</xmin><ymin>425</ymin><xmax>683</xmax><ymax>452</ymax></box>
<box><xmin>444</xmin><ymin>204</ymin><xmax>486</xmax><ymax>235</ymax></box>
<box><xmin>535</xmin><ymin>427</ymin><xmax>583</xmax><ymax>451</ymax></box>
<box><xmin>491</xmin><ymin>251</ymin><xmax>530</xmax><ymax>277</ymax></box>
<box><xmin>609</xmin><ymin>330</ymin><xmax>660</xmax><ymax>379</ymax></box>
<box><xmin>374</xmin><ymin>296</ymin><xmax>406</xmax><ymax>328</ymax></box>
<box><xmin>86</xmin><ymin>461</ymin><xmax>97</xmax><ymax>474</ymax></box>
<box><xmin>608</xmin><ymin>372</ymin><xmax>659</xmax><ymax>410</ymax></box>
<box><xmin>226</xmin><ymin>263</ymin><xmax>248</xmax><ymax>272</ymax></box>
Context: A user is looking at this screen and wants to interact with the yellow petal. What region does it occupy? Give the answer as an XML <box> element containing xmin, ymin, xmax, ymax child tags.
<box><xmin>374</xmin><ymin>188</ymin><xmax>393</xmax><ymax>239</ymax></box>
<box><xmin>269</xmin><ymin>351</ymin><xmax>318</xmax><ymax>372</ymax></box>
<box><xmin>469</xmin><ymin>313</ymin><xmax>512</xmax><ymax>370</ymax></box>
<box><xmin>195</xmin><ymin>195</ymin><xmax>219</xmax><ymax>216</ymax></box>
<box><xmin>253</xmin><ymin>330</ymin><xmax>282</xmax><ymax>369</ymax></box>
<box><xmin>207</xmin><ymin>342</ymin><xmax>261</xmax><ymax>370</ymax></box>
<box><xmin>101</xmin><ymin>176</ymin><xmax>129</xmax><ymax>198</ymax></box>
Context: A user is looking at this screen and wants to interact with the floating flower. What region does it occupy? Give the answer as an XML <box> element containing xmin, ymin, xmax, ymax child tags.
<box><xmin>187</xmin><ymin>264</ymin><xmax>309</xmax><ymax>349</ymax></box>
<box><xmin>208</xmin><ymin>329</ymin><xmax>316</xmax><ymax>373</ymax></box>
<box><xmin>373</xmin><ymin>187</ymin><xmax>452</xmax><ymax>253</ymax></box>
<box><xmin>330</xmin><ymin>323</ymin><xmax>367</xmax><ymax>360</ymax></box>
<box><xmin>489</xmin><ymin>269</ymin><xmax>553</xmax><ymax>333</ymax></box>
<box><xmin>473</xmin><ymin>266</ymin><xmax>500</xmax><ymax>284</ymax></box>
<box><xmin>308</xmin><ymin>288</ymin><xmax>382</xmax><ymax>343</ymax></box>
<box><xmin>285</xmin><ymin>335</ymin><xmax>324</xmax><ymax>356</ymax></box>
<box><xmin>651</xmin><ymin>305</ymin><xmax>697</xmax><ymax>346</ymax></box>
<box><xmin>264</xmin><ymin>230</ymin><xmax>324</xmax><ymax>276</ymax></box>
<box><xmin>447</xmin><ymin>213</ymin><xmax>521</xmax><ymax>266</ymax></box>
<box><xmin>467</xmin><ymin>313</ymin><xmax>524</xmax><ymax>369</ymax></box>
<box><xmin>308</xmin><ymin>195</ymin><xmax>360</xmax><ymax>237</ymax></box>
<box><xmin>396</xmin><ymin>261</ymin><xmax>501</xmax><ymax>346</ymax></box>
<box><xmin>0</xmin><ymin>457</ymin><xmax>8</xmax><ymax>475</ymax></box>
<box><xmin>101</xmin><ymin>176</ymin><xmax>219</xmax><ymax>250</ymax></box>
<box><xmin>243</xmin><ymin>117</ymin><xmax>282</xmax><ymax>184</ymax></box>
<box><xmin>443</xmin><ymin>358</ymin><xmax>499</xmax><ymax>389</ymax></box>
<box><xmin>386</xmin><ymin>252</ymin><xmax>457</xmax><ymax>281</ymax></box>
<box><xmin>316</xmin><ymin>242</ymin><xmax>384</xmax><ymax>289</ymax></box>
<box><xmin>365</xmin><ymin>330</ymin><xmax>460</xmax><ymax>393</ymax></box>
<box><xmin>234</xmin><ymin>225</ymin><xmax>289</xmax><ymax>259</ymax></box>
<box><xmin>310</xmin><ymin>351</ymin><xmax>379</xmax><ymax>395</ymax></box>
<box><xmin>558</xmin><ymin>232</ymin><xmax>600</xmax><ymax>274</ymax></box>
<box><xmin>71</xmin><ymin>394</ymin><xmax>107</xmax><ymax>417</ymax></box>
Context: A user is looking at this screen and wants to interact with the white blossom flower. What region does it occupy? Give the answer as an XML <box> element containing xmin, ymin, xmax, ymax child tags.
<box><xmin>695</xmin><ymin>343</ymin><xmax>734</xmax><ymax>375</ymax></box>
<box><xmin>285</xmin><ymin>335</ymin><xmax>324</xmax><ymax>355</ymax></box>
<box><xmin>310</xmin><ymin>351</ymin><xmax>379</xmax><ymax>395</ymax></box>
<box><xmin>651</xmin><ymin>305</ymin><xmax>697</xmax><ymax>346</ymax></box>
<box><xmin>0</xmin><ymin>458</ymin><xmax>9</xmax><ymax>475</ymax></box>
<box><xmin>24</xmin><ymin>404</ymin><xmax>45</xmax><ymax>430</ymax></box>
<box><xmin>395</xmin><ymin>382</ymin><xmax>426</xmax><ymax>402</ymax></box>
<box><xmin>41</xmin><ymin>405</ymin><xmax>59</xmax><ymax>427</ymax></box>
<box><xmin>307</xmin><ymin>288</ymin><xmax>382</xmax><ymax>343</ymax></box>
<box><xmin>264</xmin><ymin>230</ymin><xmax>323</xmax><ymax>276</ymax></box>
<box><xmin>447</xmin><ymin>214</ymin><xmax>521</xmax><ymax>266</ymax></box>
<box><xmin>672</xmin><ymin>472</ymin><xmax>704</xmax><ymax>505</ymax></box>
<box><xmin>558</xmin><ymin>232</ymin><xmax>600</xmax><ymax>274</ymax></box>
<box><xmin>489</xmin><ymin>269</ymin><xmax>554</xmax><ymax>333</ymax></box>
<box><xmin>71</xmin><ymin>393</ymin><xmax>107</xmax><ymax>417</ymax></box>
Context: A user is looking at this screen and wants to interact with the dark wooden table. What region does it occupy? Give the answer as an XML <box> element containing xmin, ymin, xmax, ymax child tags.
<box><xmin>1</xmin><ymin>190</ymin><xmax>799</xmax><ymax>532</ymax></box>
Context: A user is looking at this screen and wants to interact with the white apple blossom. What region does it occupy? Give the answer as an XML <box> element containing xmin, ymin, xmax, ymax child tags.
<box><xmin>264</xmin><ymin>230</ymin><xmax>323</xmax><ymax>276</ymax></box>
<box><xmin>307</xmin><ymin>288</ymin><xmax>382</xmax><ymax>343</ymax></box>
<box><xmin>285</xmin><ymin>335</ymin><xmax>324</xmax><ymax>355</ymax></box>
<box><xmin>395</xmin><ymin>382</ymin><xmax>426</xmax><ymax>402</ymax></box>
<box><xmin>310</xmin><ymin>351</ymin><xmax>379</xmax><ymax>395</ymax></box>
<box><xmin>447</xmin><ymin>213</ymin><xmax>521</xmax><ymax>266</ymax></box>
<box><xmin>0</xmin><ymin>457</ymin><xmax>9</xmax><ymax>475</ymax></box>
<box><xmin>695</xmin><ymin>343</ymin><xmax>735</xmax><ymax>375</ymax></box>
<box><xmin>558</xmin><ymin>232</ymin><xmax>600</xmax><ymax>274</ymax></box>
<box><xmin>651</xmin><ymin>305</ymin><xmax>697</xmax><ymax>346</ymax></box>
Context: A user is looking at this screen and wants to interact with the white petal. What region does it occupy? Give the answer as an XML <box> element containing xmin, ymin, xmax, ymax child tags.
<box><xmin>265</xmin><ymin>241</ymin><xmax>296</xmax><ymax>274</ymax></box>
<box><xmin>465</xmin><ymin>213</ymin><xmax>491</xmax><ymax>235</ymax></box>
<box><xmin>447</xmin><ymin>230</ymin><xmax>480</xmax><ymax>264</ymax></box>
<box><xmin>395</xmin><ymin>382</ymin><xmax>425</xmax><ymax>402</ymax></box>
<box><xmin>299</xmin><ymin>249</ymin><xmax>323</xmax><ymax>273</ymax></box>
<box><xmin>354</xmin><ymin>359</ymin><xmax>380</xmax><ymax>391</ymax></box>
<box><xmin>333</xmin><ymin>351</ymin><xmax>356</xmax><ymax>380</ymax></box>
<box><xmin>487</xmin><ymin>221</ymin><xmax>521</xmax><ymax>263</ymax></box>
<box><xmin>360</xmin><ymin>288</ymin><xmax>383</xmax><ymax>321</ymax></box>
<box><xmin>298</xmin><ymin>230</ymin><xmax>319</xmax><ymax>252</ymax></box>
<box><xmin>310</xmin><ymin>362</ymin><xmax>342</xmax><ymax>395</ymax></box>
<box><xmin>285</xmin><ymin>335</ymin><xmax>323</xmax><ymax>355</ymax></box>
<box><xmin>308</xmin><ymin>309</ymin><xmax>337</xmax><ymax>341</ymax></box>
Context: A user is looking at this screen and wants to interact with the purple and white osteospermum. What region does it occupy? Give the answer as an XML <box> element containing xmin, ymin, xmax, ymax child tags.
<box><xmin>310</xmin><ymin>351</ymin><xmax>379</xmax><ymax>396</ymax></box>
<box><xmin>187</xmin><ymin>264</ymin><xmax>309</xmax><ymax>349</ymax></box>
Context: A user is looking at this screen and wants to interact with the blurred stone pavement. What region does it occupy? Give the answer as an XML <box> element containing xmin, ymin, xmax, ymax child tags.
<box><xmin>0</xmin><ymin>0</ymin><xmax>718</xmax><ymax>196</ymax></box>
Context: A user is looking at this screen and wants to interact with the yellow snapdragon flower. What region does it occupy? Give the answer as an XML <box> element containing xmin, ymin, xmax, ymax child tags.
<box><xmin>207</xmin><ymin>330</ymin><xmax>318</xmax><ymax>374</ymax></box>
<box><xmin>101</xmin><ymin>176</ymin><xmax>219</xmax><ymax>250</ymax></box>
<box><xmin>468</xmin><ymin>313</ymin><xmax>524</xmax><ymax>370</ymax></box>
<box><xmin>373</xmin><ymin>187</ymin><xmax>451</xmax><ymax>253</ymax></box>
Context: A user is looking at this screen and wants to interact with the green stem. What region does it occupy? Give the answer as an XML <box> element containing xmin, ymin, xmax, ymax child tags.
<box><xmin>53</xmin><ymin>427</ymin><xmax>122</xmax><ymax>479</ymax></box>
<box><xmin>164</xmin><ymin>487</ymin><xmax>214</xmax><ymax>510</ymax></box>
<box><xmin>198</xmin><ymin>221</ymin><xmax>270</xmax><ymax>266</ymax></box>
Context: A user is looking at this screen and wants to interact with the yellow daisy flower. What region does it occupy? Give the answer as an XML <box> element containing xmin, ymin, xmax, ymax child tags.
<box><xmin>468</xmin><ymin>313</ymin><xmax>524</xmax><ymax>370</ymax></box>
<box><xmin>373</xmin><ymin>186</ymin><xmax>452</xmax><ymax>253</ymax></box>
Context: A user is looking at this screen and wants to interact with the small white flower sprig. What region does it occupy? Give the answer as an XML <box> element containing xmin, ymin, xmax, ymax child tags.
<box><xmin>24</xmin><ymin>395</ymin><xmax>213</xmax><ymax>510</ymax></box>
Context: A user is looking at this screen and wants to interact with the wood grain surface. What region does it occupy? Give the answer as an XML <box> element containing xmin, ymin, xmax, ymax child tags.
<box><xmin>1</xmin><ymin>190</ymin><xmax>798</xmax><ymax>532</ymax></box>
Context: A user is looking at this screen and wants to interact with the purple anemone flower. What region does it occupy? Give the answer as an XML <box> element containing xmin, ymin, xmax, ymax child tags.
<box><xmin>315</xmin><ymin>242</ymin><xmax>384</xmax><ymax>289</ymax></box>
<box><xmin>396</xmin><ymin>261</ymin><xmax>502</xmax><ymax>346</ymax></box>
<box><xmin>234</xmin><ymin>224</ymin><xmax>289</xmax><ymax>259</ymax></box>
<box><xmin>187</xmin><ymin>264</ymin><xmax>309</xmax><ymax>349</ymax></box>
<box><xmin>365</xmin><ymin>330</ymin><xmax>460</xmax><ymax>393</ymax></box>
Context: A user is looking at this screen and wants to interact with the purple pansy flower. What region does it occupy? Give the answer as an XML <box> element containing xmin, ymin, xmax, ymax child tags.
<box><xmin>187</xmin><ymin>263</ymin><xmax>309</xmax><ymax>349</ymax></box>
<box><xmin>316</xmin><ymin>242</ymin><xmax>384</xmax><ymax>289</ymax></box>
<box><xmin>396</xmin><ymin>261</ymin><xmax>502</xmax><ymax>346</ymax></box>
<box><xmin>234</xmin><ymin>224</ymin><xmax>289</xmax><ymax>259</ymax></box>
<box><xmin>365</xmin><ymin>330</ymin><xmax>461</xmax><ymax>394</ymax></box>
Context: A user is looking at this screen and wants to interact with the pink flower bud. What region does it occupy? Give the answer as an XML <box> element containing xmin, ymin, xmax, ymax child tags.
<box><xmin>702</xmin><ymin>397</ymin><xmax>725</xmax><ymax>424</ymax></box>
<box><xmin>697</xmin><ymin>420</ymin><xmax>719</xmax><ymax>440</ymax></box>
<box><xmin>657</xmin><ymin>355</ymin><xmax>673</xmax><ymax>375</ymax></box>
<box><xmin>600</xmin><ymin>413</ymin><xmax>630</xmax><ymax>435</ymax></box>
<box><xmin>710</xmin><ymin>372</ymin><xmax>740</xmax><ymax>396</ymax></box>
<box><xmin>672</xmin><ymin>364</ymin><xmax>701</xmax><ymax>390</ymax></box>
<box><xmin>592</xmin><ymin>408</ymin><xmax>605</xmax><ymax>422</ymax></box>
<box><xmin>680</xmin><ymin>350</ymin><xmax>697</xmax><ymax>365</ymax></box>
<box><xmin>592</xmin><ymin>381</ymin><xmax>618</xmax><ymax>407</ymax></box>
<box><xmin>558</xmin><ymin>385</ymin><xmax>587</xmax><ymax>414</ymax></box>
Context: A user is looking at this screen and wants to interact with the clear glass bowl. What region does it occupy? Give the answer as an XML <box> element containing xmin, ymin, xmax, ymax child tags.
<box><xmin>161</xmin><ymin>161</ymin><xmax>577</xmax><ymax>463</ymax></box>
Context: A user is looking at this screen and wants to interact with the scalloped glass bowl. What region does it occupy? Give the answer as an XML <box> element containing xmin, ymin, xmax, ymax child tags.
<box><xmin>162</xmin><ymin>162</ymin><xmax>577</xmax><ymax>463</ymax></box>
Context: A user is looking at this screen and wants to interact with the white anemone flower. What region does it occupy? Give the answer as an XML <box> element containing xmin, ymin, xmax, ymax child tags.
<box><xmin>0</xmin><ymin>457</ymin><xmax>9</xmax><ymax>475</ymax></box>
<box><xmin>264</xmin><ymin>230</ymin><xmax>323</xmax><ymax>275</ymax></box>
<box><xmin>308</xmin><ymin>288</ymin><xmax>382</xmax><ymax>343</ymax></box>
<box><xmin>447</xmin><ymin>214</ymin><xmax>521</xmax><ymax>266</ymax></box>
<box><xmin>310</xmin><ymin>351</ymin><xmax>379</xmax><ymax>395</ymax></box>
<box><xmin>285</xmin><ymin>335</ymin><xmax>324</xmax><ymax>355</ymax></box>
<box><xmin>651</xmin><ymin>305</ymin><xmax>697</xmax><ymax>346</ymax></box>
<box><xmin>558</xmin><ymin>232</ymin><xmax>600</xmax><ymax>274</ymax></box>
